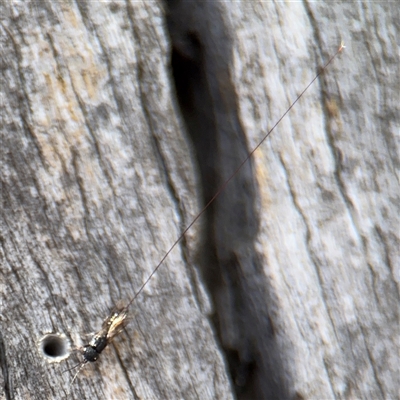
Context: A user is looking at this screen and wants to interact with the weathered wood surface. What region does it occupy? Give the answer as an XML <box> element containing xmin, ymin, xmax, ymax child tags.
<box><xmin>1</xmin><ymin>1</ymin><xmax>399</xmax><ymax>400</ymax></box>
<box><xmin>237</xmin><ymin>4</ymin><xmax>399</xmax><ymax>399</ymax></box>
<box><xmin>1</xmin><ymin>2</ymin><xmax>231</xmax><ymax>399</ymax></box>
<box><xmin>167</xmin><ymin>2</ymin><xmax>399</xmax><ymax>399</ymax></box>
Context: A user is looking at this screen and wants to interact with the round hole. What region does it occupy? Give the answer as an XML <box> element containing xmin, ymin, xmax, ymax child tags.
<box><xmin>38</xmin><ymin>333</ymin><xmax>70</xmax><ymax>363</ymax></box>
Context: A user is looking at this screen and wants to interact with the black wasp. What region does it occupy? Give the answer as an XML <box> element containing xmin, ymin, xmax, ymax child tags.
<box><xmin>67</xmin><ymin>304</ymin><xmax>129</xmax><ymax>383</ymax></box>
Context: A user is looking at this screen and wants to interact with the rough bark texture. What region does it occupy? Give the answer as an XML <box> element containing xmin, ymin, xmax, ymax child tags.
<box><xmin>167</xmin><ymin>2</ymin><xmax>399</xmax><ymax>400</ymax></box>
<box><xmin>230</xmin><ymin>4</ymin><xmax>399</xmax><ymax>399</ymax></box>
<box><xmin>1</xmin><ymin>1</ymin><xmax>399</xmax><ymax>400</ymax></box>
<box><xmin>1</xmin><ymin>2</ymin><xmax>231</xmax><ymax>399</ymax></box>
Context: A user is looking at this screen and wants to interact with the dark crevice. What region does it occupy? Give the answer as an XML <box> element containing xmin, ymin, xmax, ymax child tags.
<box><xmin>165</xmin><ymin>1</ymin><xmax>293</xmax><ymax>399</ymax></box>
<box><xmin>125</xmin><ymin>0</ymin><xmax>202</xmax><ymax>320</ymax></box>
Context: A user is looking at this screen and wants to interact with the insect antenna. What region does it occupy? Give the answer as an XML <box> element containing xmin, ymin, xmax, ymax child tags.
<box><xmin>62</xmin><ymin>359</ymin><xmax>87</xmax><ymax>385</ymax></box>
<box><xmin>65</xmin><ymin>42</ymin><xmax>345</xmax><ymax>386</ymax></box>
<box><xmin>125</xmin><ymin>42</ymin><xmax>346</xmax><ymax>310</ymax></box>
<box><xmin>62</xmin><ymin>360</ymin><xmax>85</xmax><ymax>374</ymax></box>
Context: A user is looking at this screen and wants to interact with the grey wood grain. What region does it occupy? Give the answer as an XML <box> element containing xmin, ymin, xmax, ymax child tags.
<box><xmin>219</xmin><ymin>2</ymin><xmax>399</xmax><ymax>399</ymax></box>
<box><xmin>1</xmin><ymin>1</ymin><xmax>399</xmax><ymax>400</ymax></box>
<box><xmin>167</xmin><ymin>1</ymin><xmax>399</xmax><ymax>399</ymax></box>
<box><xmin>0</xmin><ymin>2</ymin><xmax>232</xmax><ymax>399</ymax></box>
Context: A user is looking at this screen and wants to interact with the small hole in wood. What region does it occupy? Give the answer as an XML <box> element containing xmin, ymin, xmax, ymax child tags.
<box><xmin>38</xmin><ymin>333</ymin><xmax>70</xmax><ymax>362</ymax></box>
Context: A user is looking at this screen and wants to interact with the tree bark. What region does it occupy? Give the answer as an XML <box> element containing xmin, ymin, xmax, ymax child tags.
<box><xmin>1</xmin><ymin>2</ymin><xmax>232</xmax><ymax>399</ymax></box>
<box><xmin>231</xmin><ymin>3</ymin><xmax>399</xmax><ymax>399</ymax></box>
<box><xmin>167</xmin><ymin>2</ymin><xmax>399</xmax><ymax>400</ymax></box>
<box><xmin>1</xmin><ymin>1</ymin><xmax>399</xmax><ymax>400</ymax></box>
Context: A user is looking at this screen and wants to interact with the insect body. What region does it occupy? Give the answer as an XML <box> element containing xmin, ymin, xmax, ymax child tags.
<box><xmin>81</xmin><ymin>305</ymin><xmax>128</xmax><ymax>363</ymax></box>
<box><xmin>68</xmin><ymin>305</ymin><xmax>128</xmax><ymax>383</ymax></box>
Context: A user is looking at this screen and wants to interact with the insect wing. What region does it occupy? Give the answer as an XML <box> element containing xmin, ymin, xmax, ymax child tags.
<box><xmin>104</xmin><ymin>307</ymin><xmax>129</xmax><ymax>341</ymax></box>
